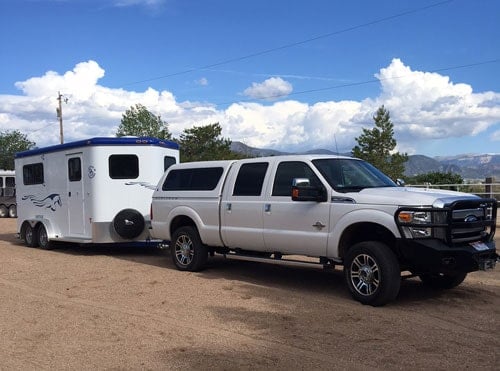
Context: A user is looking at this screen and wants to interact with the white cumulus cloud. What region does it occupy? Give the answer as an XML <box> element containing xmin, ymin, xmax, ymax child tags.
<box><xmin>0</xmin><ymin>58</ymin><xmax>499</xmax><ymax>154</ymax></box>
<box><xmin>243</xmin><ymin>77</ymin><xmax>293</xmax><ymax>101</ymax></box>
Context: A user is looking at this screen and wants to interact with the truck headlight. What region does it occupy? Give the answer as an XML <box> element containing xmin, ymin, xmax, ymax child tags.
<box><xmin>397</xmin><ymin>211</ymin><xmax>433</xmax><ymax>238</ymax></box>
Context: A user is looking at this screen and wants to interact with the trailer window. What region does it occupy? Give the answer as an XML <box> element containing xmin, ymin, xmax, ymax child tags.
<box><xmin>162</xmin><ymin>167</ymin><xmax>223</xmax><ymax>191</ymax></box>
<box><xmin>233</xmin><ymin>162</ymin><xmax>269</xmax><ymax>196</ymax></box>
<box><xmin>23</xmin><ymin>163</ymin><xmax>44</xmax><ymax>185</ymax></box>
<box><xmin>6</xmin><ymin>177</ymin><xmax>15</xmax><ymax>187</ymax></box>
<box><xmin>68</xmin><ymin>158</ymin><xmax>82</xmax><ymax>182</ymax></box>
<box><xmin>164</xmin><ymin>156</ymin><xmax>176</xmax><ymax>171</ymax></box>
<box><xmin>109</xmin><ymin>155</ymin><xmax>139</xmax><ymax>179</ymax></box>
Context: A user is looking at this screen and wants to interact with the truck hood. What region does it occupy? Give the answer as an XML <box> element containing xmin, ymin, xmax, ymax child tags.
<box><xmin>345</xmin><ymin>186</ymin><xmax>479</xmax><ymax>207</ymax></box>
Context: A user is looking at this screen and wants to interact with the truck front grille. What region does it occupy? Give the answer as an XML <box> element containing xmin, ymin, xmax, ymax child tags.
<box><xmin>447</xmin><ymin>200</ymin><xmax>497</xmax><ymax>245</ymax></box>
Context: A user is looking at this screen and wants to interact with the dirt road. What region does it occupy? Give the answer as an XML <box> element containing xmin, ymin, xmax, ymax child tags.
<box><xmin>0</xmin><ymin>218</ymin><xmax>498</xmax><ymax>370</ymax></box>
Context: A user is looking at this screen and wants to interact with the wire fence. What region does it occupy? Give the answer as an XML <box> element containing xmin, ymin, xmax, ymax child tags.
<box><xmin>407</xmin><ymin>180</ymin><xmax>500</xmax><ymax>201</ymax></box>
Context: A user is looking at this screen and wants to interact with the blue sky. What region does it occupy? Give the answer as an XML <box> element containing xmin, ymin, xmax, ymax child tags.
<box><xmin>0</xmin><ymin>0</ymin><xmax>499</xmax><ymax>156</ymax></box>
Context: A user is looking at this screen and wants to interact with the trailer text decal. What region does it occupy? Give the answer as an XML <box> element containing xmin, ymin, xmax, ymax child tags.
<box><xmin>22</xmin><ymin>194</ymin><xmax>62</xmax><ymax>211</ymax></box>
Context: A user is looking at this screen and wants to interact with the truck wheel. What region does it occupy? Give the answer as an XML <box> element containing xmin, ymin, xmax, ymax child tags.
<box><xmin>0</xmin><ymin>205</ymin><xmax>7</xmax><ymax>218</ymax></box>
<box><xmin>418</xmin><ymin>272</ymin><xmax>467</xmax><ymax>289</ymax></box>
<box><xmin>37</xmin><ymin>224</ymin><xmax>53</xmax><ymax>250</ymax></box>
<box><xmin>171</xmin><ymin>226</ymin><xmax>208</xmax><ymax>272</ymax></box>
<box><xmin>8</xmin><ymin>205</ymin><xmax>17</xmax><ymax>218</ymax></box>
<box><xmin>344</xmin><ymin>241</ymin><xmax>401</xmax><ymax>306</ymax></box>
<box><xmin>22</xmin><ymin>223</ymin><xmax>38</xmax><ymax>248</ymax></box>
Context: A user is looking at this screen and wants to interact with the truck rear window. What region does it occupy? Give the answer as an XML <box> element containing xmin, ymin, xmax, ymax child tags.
<box><xmin>162</xmin><ymin>167</ymin><xmax>223</xmax><ymax>191</ymax></box>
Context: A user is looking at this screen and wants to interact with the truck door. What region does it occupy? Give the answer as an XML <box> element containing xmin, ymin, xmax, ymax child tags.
<box><xmin>220</xmin><ymin>161</ymin><xmax>269</xmax><ymax>250</ymax></box>
<box><xmin>263</xmin><ymin>161</ymin><xmax>330</xmax><ymax>256</ymax></box>
<box><xmin>67</xmin><ymin>154</ymin><xmax>85</xmax><ymax>236</ymax></box>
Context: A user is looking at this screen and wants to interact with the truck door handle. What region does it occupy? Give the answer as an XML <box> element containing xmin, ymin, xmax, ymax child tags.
<box><xmin>226</xmin><ymin>203</ymin><xmax>232</xmax><ymax>211</ymax></box>
<box><xmin>264</xmin><ymin>204</ymin><xmax>271</xmax><ymax>213</ymax></box>
<box><xmin>312</xmin><ymin>221</ymin><xmax>326</xmax><ymax>230</ymax></box>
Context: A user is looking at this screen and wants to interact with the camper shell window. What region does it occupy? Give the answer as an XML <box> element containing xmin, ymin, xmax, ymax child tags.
<box><xmin>162</xmin><ymin>167</ymin><xmax>223</xmax><ymax>191</ymax></box>
<box><xmin>68</xmin><ymin>157</ymin><xmax>82</xmax><ymax>182</ymax></box>
<box><xmin>164</xmin><ymin>156</ymin><xmax>176</xmax><ymax>171</ymax></box>
<box><xmin>23</xmin><ymin>163</ymin><xmax>44</xmax><ymax>185</ymax></box>
<box><xmin>109</xmin><ymin>155</ymin><xmax>139</xmax><ymax>179</ymax></box>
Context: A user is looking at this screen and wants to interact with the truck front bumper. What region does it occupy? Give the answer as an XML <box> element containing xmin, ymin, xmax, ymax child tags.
<box><xmin>397</xmin><ymin>238</ymin><xmax>497</xmax><ymax>274</ymax></box>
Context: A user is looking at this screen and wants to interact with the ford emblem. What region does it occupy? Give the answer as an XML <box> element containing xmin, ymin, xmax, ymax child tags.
<box><xmin>464</xmin><ymin>215</ymin><xmax>479</xmax><ymax>223</ymax></box>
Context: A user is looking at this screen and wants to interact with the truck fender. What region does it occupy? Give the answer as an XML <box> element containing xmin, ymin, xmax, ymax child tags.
<box><xmin>327</xmin><ymin>209</ymin><xmax>400</xmax><ymax>258</ymax></box>
<box><xmin>167</xmin><ymin>206</ymin><xmax>222</xmax><ymax>246</ymax></box>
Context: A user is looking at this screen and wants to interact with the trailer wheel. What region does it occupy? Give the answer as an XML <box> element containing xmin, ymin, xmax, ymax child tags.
<box><xmin>171</xmin><ymin>226</ymin><xmax>208</xmax><ymax>272</ymax></box>
<box><xmin>344</xmin><ymin>241</ymin><xmax>401</xmax><ymax>306</ymax></box>
<box><xmin>22</xmin><ymin>223</ymin><xmax>38</xmax><ymax>248</ymax></box>
<box><xmin>8</xmin><ymin>205</ymin><xmax>17</xmax><ymax>218</ymax></box>
<box><xmin>0</xmin><ymin>205</ymin><xmax>7</xmax><ymax>218</ymax></box>
<box><xmin>418</xmin><ymin>272</ymin><xmax>467</xmax><ymax>289</ymax></box>
<box><xmin>37</xmin><ymin>224</ymin><xmax>53</xmax><ymax>250</ymax></box>
<box><xmin>113</xmin><ymin>209</ymin><xmax>145</xmax><ymax>239</ymax></box>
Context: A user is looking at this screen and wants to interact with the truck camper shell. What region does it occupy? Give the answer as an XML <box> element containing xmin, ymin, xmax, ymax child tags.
<box><xmin>15</xmin><ymin>137</ymin><xmax>179</xmax><ymax>248</ymax></box>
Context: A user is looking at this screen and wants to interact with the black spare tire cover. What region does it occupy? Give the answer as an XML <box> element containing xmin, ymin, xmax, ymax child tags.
<box><xmin>113</xmin><ymin>208</ymin><xmax>145</xmax><ymax>239</ymax></box>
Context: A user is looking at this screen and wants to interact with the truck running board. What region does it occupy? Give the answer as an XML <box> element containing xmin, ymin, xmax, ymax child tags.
<box><xmin>223</xmin><ymin>253</ymin><xmax>337</xmax><ymax>270</ymax></box>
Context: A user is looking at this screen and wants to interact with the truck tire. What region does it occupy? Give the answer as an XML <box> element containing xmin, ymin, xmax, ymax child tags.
<box><xmin>344</xmin><ymin>241</ymin><xmax>401</xmax><ymax>306</ymax></box>
<box><xmin>418</xmin><ymin>272</ymin><xmax>467</xmax><ymax>289</ymax></box>
<box><xmin>0</xmin><ymin>205</ymin><xmax>7</xmax><ymax>218</ymax></box>
<box><xmin>8</xmin><ymin>205</ymin><xmax>17</xmax><ymax>218</ymax></box>
<box><xmin>171</xmin><ymin>226</ymin><xmax>208</xmax><ymax>272</ymax></box>
<box><xmin>37</xmin><ymin>224</ymin><xmax>53</xmax><ymax>250</ymax></box>
<box><xmin>22</xmin><ymin>223</ymin><xmax>38</xmax><ymax>248</ymax></box>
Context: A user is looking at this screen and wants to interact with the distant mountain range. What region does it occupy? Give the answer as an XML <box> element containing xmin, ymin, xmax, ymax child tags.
<box><xmin>230</xmin><ymin>141</ymin><xmax>500</xmax><ymax>180</ymax></box>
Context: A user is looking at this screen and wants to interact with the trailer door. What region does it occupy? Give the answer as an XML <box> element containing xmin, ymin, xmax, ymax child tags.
<box><xmin>67</xmin><ymin>154</ymin><xmax>85</xmax><ymax>235</ymax></box>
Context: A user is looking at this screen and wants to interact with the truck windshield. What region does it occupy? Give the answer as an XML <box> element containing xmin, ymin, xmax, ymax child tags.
<box><xmin>312</xmin><ymin>158</ymin><xmax>396</xmax><ymax>193</ymax></box>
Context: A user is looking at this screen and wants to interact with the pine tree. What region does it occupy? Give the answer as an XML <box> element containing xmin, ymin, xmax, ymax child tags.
<box><xmin>352</xmin><ymin>106</ymin><xmax>408</xmax><ymax>179</ymax></box>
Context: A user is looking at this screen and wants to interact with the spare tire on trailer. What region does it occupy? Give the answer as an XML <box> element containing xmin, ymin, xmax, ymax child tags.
<box><xmin>113</xmin><ymin>208</ymin><xmax>145</xmax><ymax>239</ymax></box>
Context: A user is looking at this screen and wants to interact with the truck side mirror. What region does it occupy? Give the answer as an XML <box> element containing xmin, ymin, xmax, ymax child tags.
<box><xmin>291</xmin><ymin>178</ymin><xmax>327</xmax><ymax>202</ymax></box>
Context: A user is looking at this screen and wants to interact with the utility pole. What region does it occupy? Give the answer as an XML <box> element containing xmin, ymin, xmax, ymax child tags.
<box><xmin>56</xmin><ymin>92</ymin><xmax>68</xmax><ymax>144</ymax></box>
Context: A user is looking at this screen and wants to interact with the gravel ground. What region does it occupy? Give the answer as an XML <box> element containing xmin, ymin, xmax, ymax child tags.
<box><xmin>0</xmin><ymin>217</ymin><xmax>499</xmax><ymax>370</ymax></box>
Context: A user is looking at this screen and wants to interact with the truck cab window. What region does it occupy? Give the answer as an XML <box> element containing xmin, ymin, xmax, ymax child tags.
<box><xmin>109</xmin><ymin>155</ymin><xmax>139</xmax><ymax>179</ymax></box>
<box><xmin>68</xmin><ymin>158</ymin><xmax>82</xmax><ymax>182</ymax></box>
<box><xmin>272</xmin><ymin>161</ymin><xmax>323</xmax><ymax>196</ymax></box>
<box><xmin>233</xmin><ymin>162</ymin><xmax>269</xmax><ymax>196</ymax></box>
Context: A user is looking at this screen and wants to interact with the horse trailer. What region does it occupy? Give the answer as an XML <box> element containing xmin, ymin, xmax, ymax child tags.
<box><xmin>15</xmin><ymin>137</ymin><xmax>179</xmax><ymax>248</ymax></box>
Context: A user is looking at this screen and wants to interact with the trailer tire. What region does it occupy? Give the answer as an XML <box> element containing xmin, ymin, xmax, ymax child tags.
<box><xmin>8</xmin><ymin>205</ymin><xmax>17</xmax><ymax>218</ymax></box>
<box><xmin>344</xmin><ymin>241</ymin><xmax>401</xmax><ymax>306</ymax></box>
<box><xmin>37</xmin><ymin>224</ymin><xmax>53</xmax><ymax>250</ymax></box>
<box><xmin>22</xmin><ymin>223</ymin><xmax>38</xmax><ymax>248</ymax></box>
<box><xmin>171</xmin><ymin>226</ymin><xmax>208</xmax><ymax>272</ymax></box>
<box><xmin>113</xmin><ymin>209</ymin><xmax>145</xmax><ymax>239</ymax></box>
<box><xmin>0</xmin><ymin>205</ymin><xmax>7</xmax><ymax>218</ymax></box>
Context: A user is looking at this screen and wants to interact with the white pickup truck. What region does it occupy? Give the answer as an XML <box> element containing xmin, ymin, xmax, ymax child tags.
<box><xmin>150</xmin><ymin>155</ymin><xmax>497</xmax><ymax>306</ymax></box>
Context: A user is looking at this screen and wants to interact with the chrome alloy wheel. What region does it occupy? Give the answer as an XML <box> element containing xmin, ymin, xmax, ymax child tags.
<box><xmin>174</xmin><ymin>234</ymin><xmax>194</xmax><ymax>266</ymax></box>
<box><xmin>349</xmin><ymin>253</ymin><xmax>380</xmax><ymax>296</ymax></box>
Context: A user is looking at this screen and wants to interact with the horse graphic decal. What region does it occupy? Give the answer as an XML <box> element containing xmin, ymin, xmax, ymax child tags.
<box><xmin>22</xmin><ymin>194</ymin><xmax>62</xmax><ymax>211</ymax></box>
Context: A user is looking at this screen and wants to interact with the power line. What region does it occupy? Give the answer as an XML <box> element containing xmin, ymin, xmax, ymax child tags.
<box><xmin>214</xmin><ymin>58</ymin><xmax>500</xmax><ymax>105</ymax></box>
<box><xmin>124</xmin><ymin>0</ymin><xmax>455</xmax><ymax>86</ymax></box>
